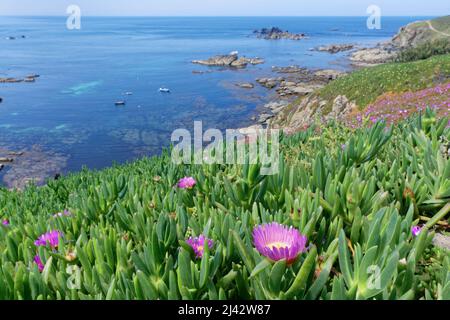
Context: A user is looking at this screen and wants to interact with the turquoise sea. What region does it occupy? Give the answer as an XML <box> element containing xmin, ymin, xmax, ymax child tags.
<box><xmin>0</xmin><ymin>16</ymin><xmax>430</xmax><ymax>185</ymax></box>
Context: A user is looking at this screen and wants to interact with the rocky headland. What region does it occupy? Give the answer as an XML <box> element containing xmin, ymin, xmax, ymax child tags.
<box><xmin>241</xmin><ymin>16</ymin><xmax>450</xmax><ymax>131</ymax></box>
<box><xmin>350</xmin><ymin>16</ymin><xmax>450</xmax><ymax>67</ymax></box>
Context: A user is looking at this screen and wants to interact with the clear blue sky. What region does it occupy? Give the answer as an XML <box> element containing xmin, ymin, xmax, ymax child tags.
<box><xmin>0</xmin><ymin>0</ymin><xmax>448</xmax><ymax>16</ymax></box>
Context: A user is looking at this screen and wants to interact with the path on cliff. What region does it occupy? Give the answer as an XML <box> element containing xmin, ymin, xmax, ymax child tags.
<box><xmin>427</xmin><ymin>20</ymin><xmax>450</xmax><ymax>37</ymax></box>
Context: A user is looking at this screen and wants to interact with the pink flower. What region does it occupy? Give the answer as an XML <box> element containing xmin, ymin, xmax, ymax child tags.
<box><xmin>186</xmin><ymin>235</ymin><xmax>214</xmax><ymax>258</ymax></box>
<box><xmin>34</xmin><ymin>230</ymin><xmax>63</xmax><ymax>248</ymax></box>
<box><xmin>2</xmin><ymin>219</ymin><xmax>9</xmax><ymax>226</ymax></box>
<box><xmin>411</xmin><ymin>226</ymin><xmax>422</xmax><ymax>237</ymax></box>
<box><xmin>252</xmin><ymin>222</ymin><xmax>307</xmax><ymax>265</ymax></box>
<box><xmin>177</xmin><ymin>176</ymin><xmax>196</xmax><ymax>189</ymax></box>
<box><xmin>34</xmin><ymin>255</ymin><xmax>44</xmax><ymax>272</ymax></box>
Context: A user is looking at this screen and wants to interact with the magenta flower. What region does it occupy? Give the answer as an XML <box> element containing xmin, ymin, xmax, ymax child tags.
<box><xmin>186</xmin><ymin>235</ymin><xmax>214</xmax><ymax>258</ymax></box>
<box><xmin>177</xmin><ymin>176</ymin><xmax>196</xmax><ymax>189</ymax></box>
<box><xmin>252</xmin><ymin>222</ymin><xmax>307</xmax><ymax>265</ymax></box>
<box><xmin>411</xmin><ymin>226</ymin><xmax>422</xmax><ymax>237</ymax></box>
<box><xmin>53</xmin><ymin>210</ymin><xmax>72</xmax><ymax>218</ymax></box>
<box><xmin>2</xmin><ymin>219</ymin><xmax>9</xmax><ymax>226</ymax></box>
<box><xmin>34</xmin><ymin>255</ymin><xmax>44</xmax><ymax>272</ymax></box>
<box><xmin>34</xmin><ymin>230</ymin><xmax>63</xmax><ymax>248</ymax></box>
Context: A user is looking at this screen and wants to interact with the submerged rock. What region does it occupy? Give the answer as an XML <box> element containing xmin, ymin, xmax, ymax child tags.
<box><xmin>1</xmin><ymin>146</ymin><xmax>68</xmax><ymax>190</ymax></box>
<box><xmin>236</xmin><ymin>83</ymin><xmax>255</xmax><ymax>89</ymax></box>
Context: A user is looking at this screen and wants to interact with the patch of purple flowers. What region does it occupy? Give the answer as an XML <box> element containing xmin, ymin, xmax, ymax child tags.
<box><xmin>186</xmin><ymin>235</ymin><xmax>214</xmax><ymax>258</ymax></box>
<box><xmin>177</xmin><ymin>176</ymin><xmax>196</xmax><ymax>189</ymax></box>
<box><xmin>34</xmin><ymin>230</ymin><xmax>63</xmax><ymax>248</ymax></box>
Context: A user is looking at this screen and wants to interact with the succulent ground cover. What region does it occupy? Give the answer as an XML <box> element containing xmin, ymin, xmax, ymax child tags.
<box><xmin>0</xmin><ymin>108</ymin><xmax>448</xmax><ymax>300</ymax></box>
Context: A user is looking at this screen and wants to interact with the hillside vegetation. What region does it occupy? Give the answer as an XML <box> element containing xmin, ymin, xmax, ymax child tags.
<box><xmin>392</xmin><ymin>15</ymin><xmax>450</xmax><ymax>48</ymax></box>
<box><xmin>0</xmin><ymin>109</ymin><xmax>449</xmax><ymax>300</ymax></box>
<box><xmin>319</xmin><ymin>54</ymin><xmax>450</xmax><ymax>108</ymax></box>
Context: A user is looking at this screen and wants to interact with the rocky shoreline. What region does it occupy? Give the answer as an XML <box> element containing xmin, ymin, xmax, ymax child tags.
<box><xmin>237</xmin><ymin>16</ymin><xmax>446</xmax><ymax>131</ymax></box>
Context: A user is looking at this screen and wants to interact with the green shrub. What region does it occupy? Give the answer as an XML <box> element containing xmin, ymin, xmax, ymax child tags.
<box><xmin>395</xmin><ymin>39</ymin><xmax>450</xmax><ymax>63</ymax></box>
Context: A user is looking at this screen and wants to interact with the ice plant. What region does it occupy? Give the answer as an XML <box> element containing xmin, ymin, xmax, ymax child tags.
<box><xmin>411</xmin><ymin>226</ymin><xmax>422</xmax><ymax>237</ymax></box>
<box><xmin>186</xmin><ymin>235</ymin><xmax>213</xmax><ymax>258</ymax></box>
<box><xmin>252</xmin><ymin>222</ymin><xmax>307</xmax><ymax>265</ymax></box>
<box><xmin>34</xmin><ymin>230</ymin><xmax>63</xmax><ymax>248</ymax></box>
<box><xmin>34</xmin><ymin>255</ymin><xmax>44</xmax><ymax>272</ymax></box>
<box><xmin>177</xmin><ymin>176</ymin><xmax>196</xmax><ymax>189</ymax></box>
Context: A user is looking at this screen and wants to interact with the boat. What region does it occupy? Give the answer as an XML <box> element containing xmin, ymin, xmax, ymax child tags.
<box><xmin>125</xmin><ymin>92</ymin><xmax>133</xmax><ymax>95</ymax></box>
<box><xmin>159</xmin><ymin>87</ymin><xmax>170</xmax><ymax>93</ymax></box>
<box><xmin>115</xmin><ymin>101</ymin><xmax>126</xmax><ymax>106</ymax></box>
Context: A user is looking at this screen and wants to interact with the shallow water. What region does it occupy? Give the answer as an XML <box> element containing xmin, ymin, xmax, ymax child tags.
<box><xmin>0</xmin><ymin>16</ymin><xmax>429</xmax><ymax>186</ymax></box>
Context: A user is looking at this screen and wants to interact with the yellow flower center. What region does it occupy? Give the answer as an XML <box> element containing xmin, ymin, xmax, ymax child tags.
<box><xmin>267</xmin><ymin>241</ymin><xmax>289</xmax><ymax>250</ymax></box>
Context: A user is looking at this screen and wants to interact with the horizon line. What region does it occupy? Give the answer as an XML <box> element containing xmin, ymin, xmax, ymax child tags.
<box><xmin>0</xmin><ymin>14</ymin><xmax>439</xmax><ymax>18</ymax></box>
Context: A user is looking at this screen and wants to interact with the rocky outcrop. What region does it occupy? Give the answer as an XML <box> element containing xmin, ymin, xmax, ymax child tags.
<box><xmin>235</xmin><ymin>83</ymin><xmax>254</xmax><ymax>89</ymax></box>
<box><xmin>256</xmin><ymin>78</ymin><xmax>281</xmax><ymax>89</ymax></box>
<box><xmin>0</xmin><ymin>74</ymin><xmax>40</xmax><ymax>83</ymax></box>
<box><xmin>277</xmin><ymin>81</ymin><xmax>324</xmax><ymax>96</ymax></box>
<box><xmin>256</xmin><ymin>66</ymin><xmax>345</xmax><ymax>96</ymax></box>
<box><xmin>253</xmin><ymin>27</ymin><xmax>307</xmax><ymax>40</ymax></box>
<box><xmin>316</xmin><ymin>44</ymin><xmax>355</xmax><ymax>53</ymax></box>
<box><xmin>324</xmin><ymin>95</ymin><xmax>358</xmax><ymax>122</ymax></box>
<box><xmin>313</xmin><ymin>69</ymin><xmax>346</xmax><ymax>81</ymax></box>
<box><xmin>350</xmin><ymin>46</ymin><xmax>397</xmax><ymax>67</ymax></box>
<box><xmin>192</xmin><ymin>53</ymin><xmax>264</xmax><ymax>68</ymax></box>
<box><xmin>269</xmin><ymin>94</ymin><xmax>358</xmax><ymax>132</ymax></box>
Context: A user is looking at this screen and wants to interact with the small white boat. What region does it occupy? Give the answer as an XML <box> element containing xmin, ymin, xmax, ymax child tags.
<box><xmin>124</xmin><ymin>92</ymin><xmax>133</xmax><ymax>95</ymax></box>
<box><xmin>159</xmin><ymin>87</ymin><xmax>170</xmax><ymax>93</ymax></box>
<box><xmin>230</xmin><ymin>50</ymin><xmax>239</xmax><ymax>55</ymax></box>
<box><xmin>115</xmin><ymin>101</ymin><xmax>126</xmax><ymax>106</ymax></box>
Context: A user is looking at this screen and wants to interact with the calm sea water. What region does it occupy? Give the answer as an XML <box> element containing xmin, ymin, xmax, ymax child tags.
<box><xmin>0</xmin><ymin>16</ymin><xmax>429</xmax><ymax>185</ymax></box>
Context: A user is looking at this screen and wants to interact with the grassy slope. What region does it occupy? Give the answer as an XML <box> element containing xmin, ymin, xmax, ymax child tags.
<box><xmin>400</xmin><ymin>15</ymin><xmax>450</xmax><ymax>44</ymax></box>
<box><xmin>319</xmin><ymin>53</ymin><xmax>450</xmax><ymax>109</ymax></box>
<box><xmin>428</xmin><ymin>15</ymin><xmax>450</xmax><ymax>36</ymax></box>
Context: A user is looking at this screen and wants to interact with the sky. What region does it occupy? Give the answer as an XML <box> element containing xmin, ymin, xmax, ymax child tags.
<box><xmin>0</xmin><ymin>0</ymin><xmax>449</xmax><ymax>17</ymax></box>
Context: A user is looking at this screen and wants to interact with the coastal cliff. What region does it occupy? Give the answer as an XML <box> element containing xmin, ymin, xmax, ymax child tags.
<box><xmin>267</xmin><ymin>16</ymin><xmax>450</xmax><ymax>133</ymax></box>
